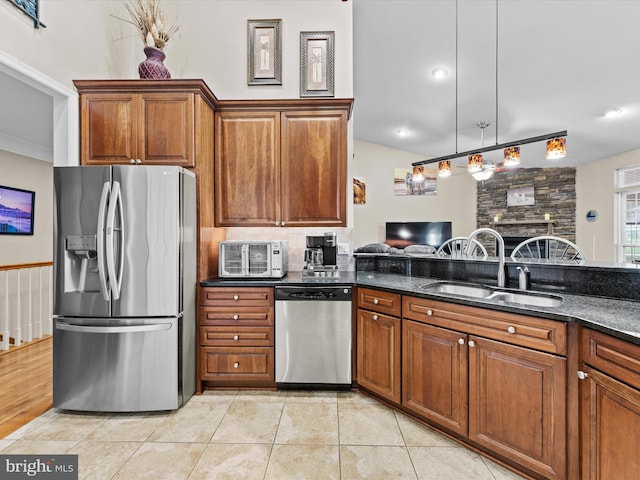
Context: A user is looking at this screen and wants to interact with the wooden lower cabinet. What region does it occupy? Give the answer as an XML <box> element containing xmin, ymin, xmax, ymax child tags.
<box><xmin>402</xmin><ymin>320</ymin><xmax>468</xmax><ymax>435</ymax></box>
<box><xmin>198</xmin><ymin>286</ymin><xmax>275</xmax><ymax>390</ymax></box>
<box><xmin>356</xmin><ymin>308</ymin><xmax>401</xmax><ymax>403</ymax></box>
<box><xmin>468</xmin><ymin>336</ymin><xmax>566</xmax><ymax>480</ymax></box>
<box><xmin>580</xmin><ymin>328</ymin><xmax>640</xmax><ymax>480</ymax></box>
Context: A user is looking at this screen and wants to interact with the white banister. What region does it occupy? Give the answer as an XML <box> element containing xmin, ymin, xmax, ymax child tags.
<box><xmin>0</xmin><ymin>264</ymin><xmax>53</xmax><ymax>351</ymax></box>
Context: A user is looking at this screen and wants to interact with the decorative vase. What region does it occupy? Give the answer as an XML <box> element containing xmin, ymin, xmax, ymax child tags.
<box><xmin>138</xmin><ymin>46</ymin><xmax>171</xmax><ymax>79</ymax></box>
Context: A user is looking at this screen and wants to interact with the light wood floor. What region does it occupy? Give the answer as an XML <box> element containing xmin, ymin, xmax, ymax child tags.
<box><xmin>0</xmin><ymin>336</ymin><xmax>52</xmax><ymax>438</ymax></box>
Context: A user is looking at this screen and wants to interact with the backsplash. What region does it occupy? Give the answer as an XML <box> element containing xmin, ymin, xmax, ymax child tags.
<box><xmin>223</xmin><ymin>227</ymin><xmax>355</xmax><ymax>272</ymax></box>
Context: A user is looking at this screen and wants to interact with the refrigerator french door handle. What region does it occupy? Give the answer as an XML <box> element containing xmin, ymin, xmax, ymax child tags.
<box><xmin>96</xmin><ymin>181</ymin><xmax>111</xmax><ymax>301</ymax></box>
<box><xmin>55</xmin><ymin>322</ymin><xmax>172</xmax><ymax>334</ymax></box>
<box><xmin>106</xmin><ymin>181</ymin><xmax>124</xmax><ymax>300</ymax></box>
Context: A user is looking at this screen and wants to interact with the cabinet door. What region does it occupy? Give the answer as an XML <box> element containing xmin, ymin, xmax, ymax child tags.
<box><xmin>280</xmin><ymin>110</ymin><xmax>347</xmax><ymax>227</ymax></box>
<box><xmin>402</xmin><ymin>320</ymin><xmax>468</xmax><ymax>435</ymax></box>
<box><xmin>80</xmin><ymin>93</ymin><xmax>137</xmax><ymax>164</ymax></box>
<box><xmin>138</xmin><ymin>93</ymin><xmax>195</xmax><ymax>167</ymax></box>
<box><xmin>356</xmin><ymin>308</ymin><xmax>401</xmax><ymax>403</ymax></box>
<box><xmin>215</xmin><ymin>112</ymin><xmax>280</xmax><ymax>226</ymax></box>
<box><xmin>581</xmin><ymin>366</ymin><xmax>640</xmax><ymax>480</ymax></box>
<box><xmin>468</xmin><ymin>336</ymin><xmax>566</xmax><ymax>480</ymax></box>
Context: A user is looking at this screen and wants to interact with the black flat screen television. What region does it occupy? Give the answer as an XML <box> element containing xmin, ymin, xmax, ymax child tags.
<box><xmin>385</xmin><ymin>221</ymin><xmax>452</xmax><ymax>249</ymax></box>
<box><xmin>0</xmin><ymin>185</ymin><xmax>35</xmax><ymax>235</ymax></box>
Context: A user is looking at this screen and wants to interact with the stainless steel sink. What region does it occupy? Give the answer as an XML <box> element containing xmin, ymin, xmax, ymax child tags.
<box><xmin>420</xmin><ymin>282</ymin><xmax>495</xmax><ymax>299</ymax></box>
<box><xmin>420</xmin><ymin>281</ymin><xmax>563</xmax><ymax>307</ymax></box>
<box><xmin>488</xmin><ymin>291</ymin><xmax>563</xmax><ymax>308</ymax></box>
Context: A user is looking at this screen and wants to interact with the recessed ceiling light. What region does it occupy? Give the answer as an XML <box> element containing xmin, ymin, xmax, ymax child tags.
<box><xmin>397</xmin><ymin>129</ymin><xmax>408</xmax><ymax>137</ymax></box>
<box><xmin>432</xmin><ymin>68</ymin><xmax>448</xmax><ymax>79</ymax></box>
<box><xmin>604</xmin><ymin>108</ymin><xmax>623</xmax><ymax>118</ymax></box>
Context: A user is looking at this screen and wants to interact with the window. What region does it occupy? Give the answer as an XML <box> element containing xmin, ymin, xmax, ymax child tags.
<box><xmin>615</xmin><ymin>165</ymin><xmax>640</xmax><ymax>263</ymax></box>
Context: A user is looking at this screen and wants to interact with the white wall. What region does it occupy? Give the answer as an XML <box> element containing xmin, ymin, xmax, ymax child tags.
<box><xmin>352</xmin><ymin>140</ymin><xmax>477</xmax><ymax>248</ymax></box>
<box><xmin>576</xmin><ymin>148</ymin><xmax>640</xmax><ymax>262</ymax></box>
<box><xmin>0</xmin><ymin>151</ymin><xmax>53</xmax><ymax>265</ymax></box>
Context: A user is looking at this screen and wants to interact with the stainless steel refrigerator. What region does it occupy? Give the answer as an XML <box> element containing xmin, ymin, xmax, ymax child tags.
<box><xmin>53</xmin><ymin>165</ymin><xmax>196</xmax><ymax>412</ymax></box>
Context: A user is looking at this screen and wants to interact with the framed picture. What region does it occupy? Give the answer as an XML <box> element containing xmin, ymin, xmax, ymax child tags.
<box><xmin>0</xmin><ymin>185</ymin><xmax>35</xmax><ymax>235</ymax></box>
<box><xmin>393</xmin><ymin>167</ymin><xmax>437</xmax><ymax>196</ymax></box>
<box><xmin>507</xmin><ymin>186</ymin><xmax>535</xmax><ymax>206</ymax></box>
<box><xmin>300</xmin><ymin>31</ymin><xmax>334</xmax><ymax>97</ymax></box>
<box><xmin>247</xmin><ymin>19</ymin><xmax>282</xmax><ymax>85</ymax></box>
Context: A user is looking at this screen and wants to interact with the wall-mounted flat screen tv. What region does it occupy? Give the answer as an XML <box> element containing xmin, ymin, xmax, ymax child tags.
<box><xmin>0</xmin><ymin>185</ymin><xmax>35</xmax><ymax>235</ymax></box>
<box><xmin>385</xmin><ymin>221</ymin><xmax>452</xmax><ymax>249</ymax></box>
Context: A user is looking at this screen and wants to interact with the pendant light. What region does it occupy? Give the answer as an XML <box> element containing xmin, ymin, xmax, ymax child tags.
<box><xmin>412</xmin><ymin>1</ymin><xmax>567</xmax><ymax>170</ymax></box>
<box><xmin>438</xmin><ymin>160</ymin><xmax>451</xmax><ymax>177</ymax></box>
<box><xmin>503</xmin><ymin>146</ymin><xmax>521</xmax><ymax>166</ymax></box>
<box><xmin>546</xmin><ymin>137</ymin><xmax>567</xmax><ymax>160</ymax></box>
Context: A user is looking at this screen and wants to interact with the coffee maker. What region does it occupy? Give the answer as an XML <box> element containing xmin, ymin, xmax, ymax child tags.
<box><xmin>302</xmin><ymin>232</ymin><xmax>338</xmax><ymax>277</ymax></box>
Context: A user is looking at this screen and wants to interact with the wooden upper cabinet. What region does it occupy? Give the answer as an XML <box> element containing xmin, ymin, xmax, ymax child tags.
<box><xmin>75</xmin><ymin>80</ymin><xmax>217</xmax><ymax>168</ymax></box>
<box><xmin>281</xmin><ymin>109</ymin><xmax>347</xmax><ymax>226</ymax></box>
<box><xmin>214</xmin><ymin>99</ymin><xmax>353</xmax><ymax>227</ymax></box>
<box><xmin>214</xmin><ymin>111</ymin><xmax>280</xmax><ymax>225</ymax></box>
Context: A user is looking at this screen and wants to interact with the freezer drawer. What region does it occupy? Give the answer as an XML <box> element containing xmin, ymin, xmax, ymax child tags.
<box><xmin>53</xmin><ymin>317</ymin><xmax>180</xmax><ymax>412</ymax></box>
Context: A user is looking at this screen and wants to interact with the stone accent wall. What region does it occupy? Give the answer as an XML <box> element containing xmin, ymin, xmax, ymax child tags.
<box><xmin>476</xmin><ymin>167</ymin><xmax>576</xmax><ymax>241</ymax></box>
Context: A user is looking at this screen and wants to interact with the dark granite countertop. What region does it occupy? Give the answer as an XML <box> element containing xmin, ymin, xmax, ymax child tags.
<box><xmin>200</xmin><ymin>271</ymin><xmax>640</xmax><ymax>347</ymax></box>
<box><xmin>355</xmin><ymin>272</ymin><xmax>640</xmax><ymax>346</ymax></box>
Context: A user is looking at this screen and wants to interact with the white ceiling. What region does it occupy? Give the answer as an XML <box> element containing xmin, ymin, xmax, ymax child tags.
<box><xmin>353</xmin><ymin>0</ymin><xmax>640</xmax><ymax>168</ymax></box>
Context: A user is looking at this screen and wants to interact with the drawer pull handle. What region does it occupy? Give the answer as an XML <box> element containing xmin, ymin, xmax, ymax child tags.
<box><xmin>233</xmin><ymin>362</ymin><xmax>239</xmax><ymax>368</ymax></box>
<box><xmin>233</xmin><ymin>335</ymin><xmax>239</xmax><ymax>341</ymax></box>
<box><xmin>507</xmin><ymin>326</ymin><xmax>516</xmax><ymax>334</ymax></box>
<box><xmin>372</xmin><ymin>314</ymin><xmax>379</xmax><ymax>320</ymax></box>
<box><xmin>373</xmin><ymin>298</ymin><xmax>379</xmax><ymax>305</ymax></box>
<box><xmin>233</xmin><ymin>314</ymin><xmax>239</xmax><ymax>320</ymax></box>
<box><xmin>458</xmin><ymin>338</ymin><xmax>465</xmax><ymax>345</ymax></box>
<box><xmin>577</xmin><ymin>370</ymin><xmax>588</xmax><ymax>380</ymax></box>
<box><xmin>468</xmin><ymin>340</ymin><xmax>476</xmax><ymax>348</ymax></box>
<box><xmin>427</xmin><ymin>309</ymin><xmax>433</xmax><ymax>316</ymax></box>
<box><xmin>233</xmin><ymin>295</ymin><xmax>239</xmax><ymax>301</ymax></box>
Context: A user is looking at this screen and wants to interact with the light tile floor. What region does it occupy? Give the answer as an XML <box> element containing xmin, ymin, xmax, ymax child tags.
<box><xmin>1</xmin><ymin>390</ymin><xmax>526</xmax><ymax>480</ymax></box>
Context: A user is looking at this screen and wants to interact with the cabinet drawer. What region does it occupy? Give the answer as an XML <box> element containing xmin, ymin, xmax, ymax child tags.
<box><xmin>201</xmin><ymin>287</ymin><xmax>273</xmax><ymax>307</ymax></box>
<box><xmin>582</xmin><ymin>328</ymin><xmax>640</xmax><ymax>390</ymax></box>
<box><xmin>200</xmin><ymin>347</ymin><xmax>274</xmax><ymax>382</ymax></box>
<box><xmin>200</xmin><ymin>326</ymin><xmax>273</xmax><ymax>346</ymax></box>
<box><xmin>200</xmin><ymin>306</ymin><xmax>274</xmax><ymax>326</ymax></box>
<box><xmin>357</xmin><ymin>287</ymin><xmax>401</xmax><ymax>317</ymax></box>
<box><xmin>403</xmin><ymin>296</ymin><xmax>566</xmax><ymax>355</ymax></box>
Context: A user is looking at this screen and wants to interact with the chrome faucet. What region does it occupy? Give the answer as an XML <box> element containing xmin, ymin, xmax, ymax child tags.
<box><xmin>465</xmin><ymin>228</ymin><xmax>506</xmax><ymax>287</ymax></box>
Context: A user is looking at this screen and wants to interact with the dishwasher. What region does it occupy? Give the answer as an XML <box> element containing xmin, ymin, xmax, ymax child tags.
<box><xmin>275</xmin><ymin>285</ymin><xmax>352</xmax><ymax>389</ymax></box>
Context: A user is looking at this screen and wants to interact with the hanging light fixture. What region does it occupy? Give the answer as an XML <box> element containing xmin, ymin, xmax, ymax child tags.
<box><xmin>503</xmin><ymin>146</ymin><xmax>521</xmax><ymax>166</ymax></box>
<box><xmin>438</xmin><ymin>160</ymin><xmax>451</xmax><ymax>177</ymax></box>
<box><xmin>546</xmin><ymin>137</ymin><xmax>567</xmax><ymax>160</ymax></box>
<box><xmin>412</xmin><ymin>0</ymin><xmax>567</xmax><ymax>170</ymax></box>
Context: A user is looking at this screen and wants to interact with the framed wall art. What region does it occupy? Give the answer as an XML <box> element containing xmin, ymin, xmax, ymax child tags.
<box><xmin>300</xmin><ymin>31</ymin><xmax>334</xmax><ymax>97</ymax></box>
<box><xmin>0</xmin><ymin>185</ymin><xmax>35</xmax><ymax>235</ymax></box>
<box><xmin>247</xmin><ymin>19</ymin><xmax>282</xmax><ymax>85</ymax></box>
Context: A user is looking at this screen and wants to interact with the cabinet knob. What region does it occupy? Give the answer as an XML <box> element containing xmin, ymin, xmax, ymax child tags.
<box><xmin>233</xmin><ymin>362</ymin><xmax>239</xmax><ymax>368</ymax></box>
<box><xmin>427</xmin><ymin>309</ymin><xmax>433</xmax><ymax>316</ymax></box>
<box><xmin>372</xmin><ymin>314</ymin><xmax>379</xmax><ymax>320</ymax></box>
<box><xmin>233</xmin><ymin>314</ymin><xmax>239</xmax><ymax>320</ymax></box>
<box><xmin>507</xmin><ymin>326</ymin><xmax>516</xmax><ymax>334</ymax></box>
<box><xmin>129</xmin><ymin>158</ymin><xmax>136</xmax><ymax>164</ymax></box>
<box><xmin>136</xmin><ymin>159</ymin><xmax>142</xmax><ymax>165</ymax></box>
<box><xmin>233</xmin><ymin>335</ymin><xmax>239</xmax><ymax>341</ymax></box>
<box><xmin>233</xmin><ymin>294</ymin><xmax>239</xmax><ymax>301</ymax></box>
<box><xmin>577</xmin><ymin>370</ymin><xmax>588</xmax><ymax>380</ymax></box>
<box><xmin>373</xmin><ymin>298</ymin><xmax>379</xmax><ymax>305</ymax></box>
<box><xmin>281</xmin><ymin>221</ymin><xmax>286</xmax><ymax>226</ymax></box>
<box><xmin>468</xmin><ymin>340</ymin><xmax>476</xmax><ymax>347</ymax></box>
<box><xmin>275</xmin><ymin>221</ymin><xmax>280</xmax><ymax>226</ymax></box>
<box><xmin>458</xmin><ymin>338</ymin><xmax>465</xmax><ymax>345</ymax></box>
